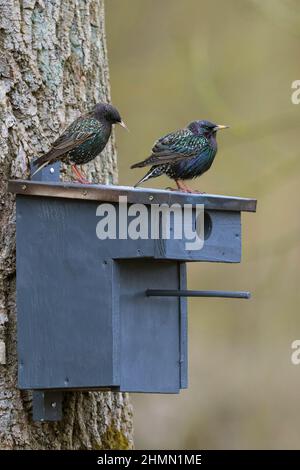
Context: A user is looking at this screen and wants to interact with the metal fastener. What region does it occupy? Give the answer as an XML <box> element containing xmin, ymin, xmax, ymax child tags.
<box><xmin>22</xmin><ymin>185</ymin><xmax>27</xmax><ymax>190</ymax></box>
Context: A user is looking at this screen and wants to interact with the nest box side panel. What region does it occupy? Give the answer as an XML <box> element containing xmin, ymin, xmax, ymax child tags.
<box><xmin>160</xmin><ymin>210</ymin><xmax>241</xmax><ymax>262</ymax></box>
<box><xmin>117</xmin><ymin>259</ymin><xmax>186</xmax><ymax>393</ymax></box>
<box><xmin>179</xmin><ymin>262</ymin><xmax>188</xmax><ymax>389</ymax></box>
<box><xmin>16</xmin><ymin>195</ymin><xmax>116</xmax><ymax>389</ymax></box>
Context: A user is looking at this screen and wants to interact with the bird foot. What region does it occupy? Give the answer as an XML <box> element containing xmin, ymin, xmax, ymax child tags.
<box><xmin>166</xmin><ymin>186</ymin><xmax>203</xmax><ymax>194</ymax></box>
<box><xmin>71</xmin><ymin>165</ymin><xmax>90</xmax><ymax>184</ymax></box>
<box><xmin>174</xmin><ymin>180</ymin><xmax>196</xmax><ymax>193</ymax></box>
<box><xmin>171</xmin><ymin>180</ymin><xmax>205</xmax><ymax>193</ymax></box>
<box><xmin>166</xmin><ymin>186</ymin><xmax>193</xmax><ymax>193</ymax></box>
<box><xmin>165</xmin><ymin>186</ymin><xmax>189</xmax><ymax>192</ymax></box>
<box><xmin>75</xmin><ymin>177</ymin><xmax>91</xmax><ymax>185</ymax></box>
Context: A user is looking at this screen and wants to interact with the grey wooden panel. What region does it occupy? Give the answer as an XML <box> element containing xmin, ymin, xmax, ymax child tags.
<box><xmin>16</xmin><ymin>192</ymin><xmax>240</xmax><ymax>393</ymax></box>
<box><xmin>16</xmin><ymin>195</ymin><xmax>188</xmax><ymax>392</ymax></box>
<box><xmin>94</xmin><ymin>203</ymin><xmax>241</xmax><ymax>263</ymax></box>
<box><xmin>117</xmin><ymin>260</ymin><xmax>183</xmax><ymax>393</ymax></box>
<box><xmin>179</xmin><ymin>263</ymin><xmax>188</xmax><ymax>389</ymax></box>
<box><xmin>161</xmin><ymin>210</ymin><xmax>241</xmax><ymax>263</ymax></box>
<box><xmin>17</xmin><ymin>196</ymin><xmax>116</xmax><ymax>389</ymax></box>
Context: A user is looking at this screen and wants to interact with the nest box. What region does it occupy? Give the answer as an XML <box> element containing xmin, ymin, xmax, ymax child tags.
<box><xmin>8</xmin><ymin>164</ymin><xmax>256</xmax><ymax>421</ymax></box>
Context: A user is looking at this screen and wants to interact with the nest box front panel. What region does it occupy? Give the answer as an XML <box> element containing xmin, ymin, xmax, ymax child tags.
<box><xmin>16</xmin><ymin>195</ymin><xmax>117</xmax><ymax>390</ymax></box>
<box><xmin>16</xmin><ymin>195</ymin><xmax>188</xmax><ymax>392</ymax></box>
<box><xmin>116</xmin><ymin>259</ymin><xmax>187</xmax><ymax>393</ymax></box>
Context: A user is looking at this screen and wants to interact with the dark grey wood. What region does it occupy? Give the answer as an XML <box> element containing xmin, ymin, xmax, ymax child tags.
<box><xmin>17</xmin><ymin>197</ymin><xmax>118</xmax><ymax>389</ymax></box>
<box><xmin>117</xmin><ymin>260</ymin><xmax>185</xmax><ymax>393</ymax></box>
<box><xmin>160</xmin><ymin>210</ymin><xmax>242</xmax><ymax>263</ymax></box>
<box><xmin>12</xmin><ymin>167</ymin><xmax>255</xmax><ymax>410</ymax></box>
<box><xmin>16</xmin><ymin>194</ymin><xmax>188</xmax><ymax>393</ymax></box>
<box><xmin>32</xmin><ymin>391</ymin><xmax>63</xmax><ymax>421</ymax></box>
<box><xmin>8</xmin><ymin>179</ymin><xmax>257</xmax><ymax>212</ymax></box>
<box><xmin>179</xmin><ymin>263</ymin><xmax>188</xmax><ymax>389</ymax></box>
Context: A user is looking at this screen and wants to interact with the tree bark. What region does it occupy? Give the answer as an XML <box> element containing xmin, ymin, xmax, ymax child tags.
<box><xmin>0</xmin><ymin>0</ymin><xmax>133</xmax><ymax>449</ymax></box>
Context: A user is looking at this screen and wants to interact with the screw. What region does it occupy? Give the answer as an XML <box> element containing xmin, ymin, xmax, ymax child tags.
<box><xmin>149</xmin><ymin>195</ymin><xmax>154</xmax><ymax>201</ymax></box>
<box><xmin>51</xmin><ymin>402</ymin><xmax>57</xmax><ymax>408</ymax></box>
<box><xmin>22</xmin><ymin>185</ymin><xmax>27</xmax><ymax>190</ymax></box>
<box><xmin>82</xmin><ymin>190</ymin><xmax>88</xmax><ymax>196</ymax></box>
<box><xmin>50</xmin><ymin>167</ymin><xmax>55</xmax><ymax>174</ymax></box>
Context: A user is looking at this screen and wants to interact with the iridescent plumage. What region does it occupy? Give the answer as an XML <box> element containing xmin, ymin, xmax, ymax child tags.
<box><xmin>131</xmin><ymin>120</ymin><xmax>228</xmax><ymax>192</ymax></box>
<box><xmin>32</xmin><ymin>103</ymin><xmax>127</xmax><ymax>183</ymax></box>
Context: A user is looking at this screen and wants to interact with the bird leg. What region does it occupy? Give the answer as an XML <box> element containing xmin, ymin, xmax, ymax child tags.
<box><xmin>174</xmin><ymin>180</ymin><xmax>205</xmax><ymax>194</ymax></box>
<box><xmin>175</xmin><ymin>180</ymin><xmax>195</xmax><ymax>193</ymax></box>
<box><xmin>71</xmin><ymin>165</ymin><xmax>90</xmax><ymax>184</ymax></box>
<box><xmin>165</xmin><ymin>180</ymin><xmax>194</xmax><ymax>192</ymax></box>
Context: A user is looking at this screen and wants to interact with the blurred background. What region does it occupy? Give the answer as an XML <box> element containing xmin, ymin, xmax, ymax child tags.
<box><xmin>106</xmin><ymin>0</ymin><xmax>300</xmax><ymax>449</ymax></box>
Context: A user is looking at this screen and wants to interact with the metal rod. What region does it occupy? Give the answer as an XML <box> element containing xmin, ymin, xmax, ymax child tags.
<box><xmin>146</xmin><ymin>289</ymin><xmax>251</xmax><ymax>299</ymax></box>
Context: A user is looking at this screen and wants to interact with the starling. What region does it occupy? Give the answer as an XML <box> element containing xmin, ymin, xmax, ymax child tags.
<box><xmin>131</xmin><ymin>120</ymin><xmax>228</xmax><ymax>192</ymax></box>
<box><xmin>32</xmin><ymin>103</ymin><xmax>127</xmax><ymax>183</ymax></box>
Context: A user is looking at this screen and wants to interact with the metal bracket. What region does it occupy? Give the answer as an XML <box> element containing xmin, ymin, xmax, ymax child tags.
<box><xmin>32</xmin><ymin>391</ymin><xmax>63</xmax><ymax>421</ymax></box>
<box><xmin>30</xmin><ymin>160</ymin><xmax>61</xmax><ymax>182</ymax></box>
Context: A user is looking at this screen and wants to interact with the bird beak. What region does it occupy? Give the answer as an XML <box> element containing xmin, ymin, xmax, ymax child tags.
<box><xmin>118</xmin><ymin>120</ymin><xmax>129</xmax><ymax>131</ymax></box>
<box><xmin>214</xmin><ymin>124</ymin><xmax>229</xmax><ymax>132</ymax></box>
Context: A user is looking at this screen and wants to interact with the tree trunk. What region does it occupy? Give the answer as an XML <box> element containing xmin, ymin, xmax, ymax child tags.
<box><xmin>0</xmin><ymin>0</ymin><xmax>133</xmax><ymax>449</ymax></box>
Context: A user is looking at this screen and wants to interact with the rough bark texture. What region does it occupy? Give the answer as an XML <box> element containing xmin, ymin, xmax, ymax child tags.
<box><xmin>0</xmin><ymin>0</ymin><xmax>133</xmax><ymax>449</ymax></box>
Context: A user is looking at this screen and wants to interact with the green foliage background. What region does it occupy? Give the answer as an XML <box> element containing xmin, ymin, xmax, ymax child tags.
<box><xmin>106</xmin><ymin>0</ymin><xmax>300</xmax><ymax>449</ymax></box>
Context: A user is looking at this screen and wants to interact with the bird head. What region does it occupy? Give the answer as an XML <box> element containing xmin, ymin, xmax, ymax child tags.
<box><xmin>92</xmin><ymin>103</ymin><xmax>128</xmax><ymax>130</ymax></box>
<box><xmin>188</xmin><ymin>120</ymin><xmax>229</xmax><ymax>137</ymax></box>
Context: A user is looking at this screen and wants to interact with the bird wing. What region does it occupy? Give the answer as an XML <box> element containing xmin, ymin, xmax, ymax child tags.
<box><xmin>131</xmin><ymin>129</ymin><xmax>210</xmax><ymax>169</ymax></box>
<box><xmin>51</xmin><ymin>132</ymin><xmax>95</xmax><ymax>152</ymax></box>
<box><xmin>34</xmin><ymin>132</ymin><xmax>96</xmax><ymax>165</ymax></box>
<box><xmin>35</xmin><ymin>116</ymin><xmax>99</xmax><ymax>165</ymax></box>
<box><xmin>48</xmin><ymin>115</ymin><xmax>99</xmax><ymax>154</ymax></box>
<box><xmin>148</xmin><ymin>129</ymin><xmax>209</xmax><ymax>166</ymax></box>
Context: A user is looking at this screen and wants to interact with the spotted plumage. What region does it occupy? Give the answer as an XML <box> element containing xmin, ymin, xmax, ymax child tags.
<box><xmin>32</xmin><ymin>103</ymin><xmax>127</xmax><ymax>183</ymax></box>
<box><xmin>131</xmin><ymin>120</ymin><xmax>228</xmax><ymax>192</ymax></box>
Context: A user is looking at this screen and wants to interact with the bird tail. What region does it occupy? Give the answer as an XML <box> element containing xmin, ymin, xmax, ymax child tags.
<box><xmin>134</xmin><ymin>173</ymin><xmax>151</xmax><ymax>187</ymax></box>
<box><xmin>134</xmin><ymin>166</ymin><xmax>163</xmax><ymax>187</ymax></box>
<box><xmin>31</xmin><ymin>152</ymin><xmax>54</xmax><ymax>177</ymax></box>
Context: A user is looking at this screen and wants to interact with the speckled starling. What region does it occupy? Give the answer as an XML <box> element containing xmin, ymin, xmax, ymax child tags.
<box><xmin>131</xmin><ymin>120</ymin><xmax>228</xmax><ymax>192</ymax></box>
<box><xmin>32</xmin><ymin>103</ymin><xmax>127</xmax><ymax>183</ymax></box>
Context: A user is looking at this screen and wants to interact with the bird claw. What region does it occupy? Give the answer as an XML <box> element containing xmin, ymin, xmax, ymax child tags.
<box><xmin>166</xmin><ymin>186</ymin><xmax>202</xmax><ymax>194</ymax></box>
<box><xmin>71</xmin><ymin>165</ymin><xmax>90</xmax><ymax>184</ymax></box>
<box><xmin>76</xmin><ymin>178</ymin><xmax>91</xmax><ymax>185</ymax></box>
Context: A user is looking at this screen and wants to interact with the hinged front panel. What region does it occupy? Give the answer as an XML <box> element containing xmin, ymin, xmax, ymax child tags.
<box><xmin>116</xmin><ymin>259</ymin><xmax>187</xmax><ymax>393</ymax></box>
